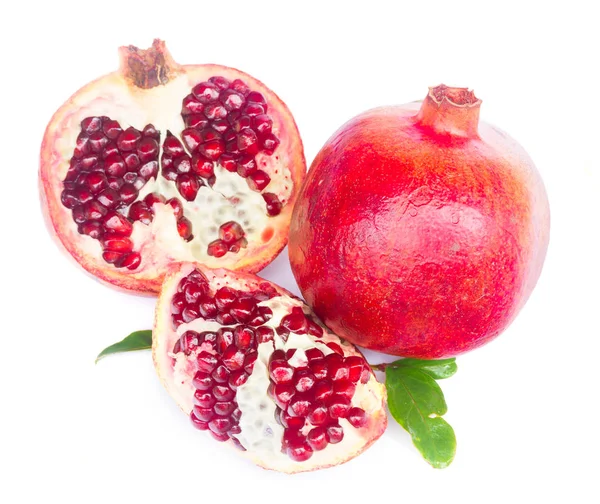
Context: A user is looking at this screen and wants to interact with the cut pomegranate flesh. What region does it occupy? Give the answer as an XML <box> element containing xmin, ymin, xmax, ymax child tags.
<box><xmin>153</xmin><ymin>264</ymin><xmax>387</xmax><ymax>473</ymax></box>
<box><xmin>40</xmin><ymin>41</ymin><xmax>306</xmax><ymax>293</ymax></box>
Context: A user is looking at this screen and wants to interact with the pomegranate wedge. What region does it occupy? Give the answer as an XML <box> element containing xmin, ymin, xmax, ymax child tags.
<box><xmin>40</xmin><ymin>40</ymin><xmax>305</xmax><ymax>294</ymax></box>
<box><xmin>153</xmin><ymin>264</ymin><xmax>387</xmax><ymax>473</ymax></box>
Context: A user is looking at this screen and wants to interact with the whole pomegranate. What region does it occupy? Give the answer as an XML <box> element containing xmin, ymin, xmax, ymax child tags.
<box><xmin>153</xmin><ymin>263</ymin><xmax>387</xmax><ymax>472</ymax></box>
<box><xmin>289</xmin><ymin>85</ymin><xmax>550</xmax><ymax>358</ymax></box>
<box><xmin>40</xmin><ymin>40</ymin><xmax>305</xmax><ymax>294</ymax></box>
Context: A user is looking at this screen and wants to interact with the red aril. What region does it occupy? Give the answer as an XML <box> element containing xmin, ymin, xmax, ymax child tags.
<box><xmin>153</xmin><ymin>263</ymin><xmax>387</xmax><ymax>473</ymax></box>
<box><xmin>40</xmin><ymin>40</ymin><xmax>305</xmax><ymax>294</ymax></box>
<box><xmin>289</xmin><ymin>85</ymin><xmax>550</xmax><ymax>358</ymax></box>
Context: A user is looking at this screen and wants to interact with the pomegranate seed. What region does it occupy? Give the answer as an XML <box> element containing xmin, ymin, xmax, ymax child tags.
<box><xmin>327</xmin><ymin>342</ymin><xmax>344</xmax><ymax>356</ymax></box>
<box><xmin>136</xmin><ymin>138</ymin><xmax>159</xmax><ymax>163</ymax></box>
<box><xmin>184</xmin><ymin>283</ymin><xmax>205</xmax><ymax>305</ymax></box>
<box><xmin>60</xmin><ymin>190</ymin><xmax>79</xmax><ymax>209</ymax></box>
<box><xmin>310</xmin><ymin>359</ymin><xmax>328</xmax><ymax>380</ymax></box>
<box><xmin>285</xmin><ymin>349</ymin><xmax>297</xmax><ymax>361</ymax></box>
<box><xmin>231</xmin><ymin>408</ymin><xmax>242</xmax><ymax>421</ymax></box>
<box><xmin>236</xmin><ymin>155</ymin><xmax>257</xmax><ymax>177</ymax></box>
<box><xmin>287</xmin><ymin>394</ymin><xmax>313</xmax><ymax>417</ymax></box>
<box><xmin>228</xmin><ymin>238</ymin><xmax>248</xmax><ymax>253</ymax></box>
<box><xmin>313</xmin><ymin>381</ymin><xmax>334</xmax><ymax>403</ymax></box>
<box><xmin>186</xmin><ymin>114</ymin><xmax>208</xmax><ymax>129</ymax></box>
<box><xmin>305</xmin><ymin>348</ymin><xmax>324</xmax><ymax>362</ymax></box>
<box><xmin>253</xmin><ymin>114</ymin><xmax>272</xmax><ymax>135</ymax></box>
<box><xmin>210</xmin><ymin>431</ymin><xmax>230</xmax><ymax>442</ymax></box>
<box><xmin>124</xmin><ymin>152</ymin><xmax>140</xmax><ymax>171</ymax></box>
<box><xmin>218</xmin><ymin>221</ymin><xmax>245</xmax><ymax>244</ymax></box>
<box><xmin>139</xmin><ymin>160</ymin><xmax>159</xmax><ymax>179</ymax></box>
<box><xmin>177</xmin><ymin>217</ymin><xmax>193</xmax><ymax>241</ymax></box>
<box><xmin>263</xmin><ymin>193</ymin><xmax>283</xmax><ymax>216</ymax></box>
<box><xmin>326</xmin><ymin>422</ymin><xmax>344</xmax><ymax>444</ymax></box>
<box><xmin>243</xmin><ymin>351</ymin><xmax>258</xmax><ymax>373</ymax></box>
<box><xmin>308</xmin><ymin>404</ymin><xmax>329</xmax><ymax>426</ymax></box>
<box><xmin>294</xmin><ymin>369</ymin><xmax>316</xmax><ymax>393</ymax></box>
<box><xmin>163</xmin><ymin>132</ymin><xmax>185</xmax><ymax>156</ymax></box>
<box><xmin>233</xmin><ymin>326</ymin><xmax>254</xmax><ymax>350</ymax></box>
<box><xmin>198</xmin><ymin>296</ymin><xmax>218</xmax><ymax>318</ymax></box>
<box><xmin>182</xmin><ymin>95</ymin><xmax>204</xmax><ymax>115</ymax></box>
<box><xmin>128</xmin><ymin>202</ymin><xmax>153</xmax><ymax>224</ymax></box>
<box><xmin>228</xmin><ymin>370</ymin><xmax>249</xmax><ymax>389</ymax></box>
<box><xmin>222</xmin><ymin>345</ymin><xmax>245</xmax><ymax>371</ymax></box>
<box><xmin>96</xmin><ymin>188</ymin><xmax>118</xmax><ymax>208</ymax></box>
<box><xmin>79</xmin><ymin>220</ymin><xmax>104</xmax><ymax>239</ymax></box>
<box><xmin>262</xmin><ymin>133</ymin><xmax>280</xmax><ymax>154</ymax></box>
<box><xmin>104</xmin><ymin>155</ymin><xmax>126</xmax><ymax>178</ymax></box>
<box><xmin>117</xmin><ymin>183</ymin><xmax>138</xmax><ymax>205</ymax></box>
<box><xmin>287</xmin><ymin>441</ymin><xmax>313</xmax><ymax>462</ymax></box>
<box><xmin>229</xmin><ymin>79</ymin><xmax>250</xmax><ymax>95</ymax></box>
<box><xmin>107</xmin><ymin>177</ymin><xmax>122</xmax><ymax>190</ymax></box>
<box><xmin>193</xmin><ymin>390</ymin><xmax>216</xmax><ymax>408</ymax></box>
<box><xmin>327</xmin><ymin>354</ymin><xmax>350</xmax><ymax>381</ymax></box>
<box><xmin>229</xmin><ymin>298</ymin><xmax>256</xmax><ymax>323</ymax></box>
<box><xmin>192</xmin><ymin>406</ymin><xmax>214</xmax><ymax>422</ymax></box>
<box><xmin>307</xmin><ymin>427</ymin><xmax>328</xmax><ymax>451</ymax></box>
<box><xmin>202</xmin><ymin>331</ymin><xmax>218</xmax><ymax>347</ymax></box>
<box><xmin>207</xmin><ymin>240</ymin><xmax>228</xmax><ymax>257</ymax></box>
<box><xmin>220</xmin><ymin>89</ymin><xmax>245</xmax><ymax>111</ymax></box>
<box><xmin>345</xmin><ymin>356</ymin><xmax>365</xmax><ymax>383</ymax></box>
<box><xmin>179</xmin><ymin>331</ymin><xmax>200</xmax><ymax>354</ymax></box>
<box><xmin>84</xmin><ymin>200</ymin><xmax>108</xmax><ymax>220</ymax></box>
<box><xmin>143</xmin><ymin>193</ymin><xmax>165</xmax><ymax>207</ymax></box>
<box><xmin>208</xmin><ymin>417</ymin><xmax>232</xmax><ymax>435</ymax></box>
<box><xmin>209</xmin><ymin>76</ymin><xmax>231</xmax><ymax>90</ymax></box>
<box><xmin>193</xmin><ymin>371</ymin><xmax>214</xmax><ymax>390</ymax></box>
<box><xmin>197</xmin><ymin>139</ymin><xmax>224</xmax><ymax>161</ymax></box>
<box><xmin>333</xmin><ymin>380</ymin><xmax>356</xmax><ymax>399</ymax></box>
<box><xmin>215</xmin><ymin>287</ymin><xmax>237</xmax><ymax>310</ymax></box>
<box><xmin>279</xmin><ymin>410</ymin><xmax>306</xmax><ymax>430</ymax></box>
<box><xmin>237</xmin><ymin>128</ymin><xmax>259</xmax><ymax>155</ymax></box>
<box><xmin>73</xmin><ymin>134</ymin><xmax>90</xmax><ymax>158</ymax></box>
<box><xmin>181</xmin><ymin>128</ymin><xmax>203</xmax><ymax>152</ymax></box>
<box><xmin>247</xmin><ymin>170</ymin><xmax>271</xmax><ymax>191</ymax></box>
<box><xmin>216</xmin><ymin>328</ymin><xmax>235</xmax><ymax>352</ymax></box>
<box><xmin>103</xmin><ymin>212</ymin><xmax>133</xmax><ymax>235</ymax></box>
<box><xmin>269</xmin><ymin>361</ymin><xmax>294</xmax><ymax>384</ymax></box>
<box><xmin>271</xmin><ymin>383</ymin><xmax>296</xmax><ymax>409</ymax></box>
<box><xmin>193</xmin><ymin>82</ymin><xmax>219</xmax><ymax>103</ymax></box>
<box><xmin>86</xmin><ymin>172</ymin><xmax>107</xmax><ymax>194</ymax></box>
<box><xmin>191</xmin><ymin>154</ymin><xmax>215</xmax><ymax>178</ymax></box>
<box><xmin>256</xmin><ymin>327</ymin><xmax>275</xmax><ymax>344</ymax></box>
<box><xmin>103</xmin><ymin>119</ymin><xmax>122</xmax><ymax>139</ymax></box>
<box><xmin>165</xmin><ymin>198</ymin><xmax>183</xmax><ymax>219</ymax></box>
<box><xmin>307</xmin><ymin>319</ymin><xmax>324</xmax><ymax>337</ymax></box>
<box><xmin>182</xmin><ymin>305</ymin><xmax>200</xmax><ymax>323</ymax></box>
<box><xmin>216</xmin><ymin>312</ymin><xmax>236</xmax><ymax>325</ymax></box>
<box><xmin>212</xmin><ymin>385</ymin><xmax>235</xmax><ymax>402</ymax></box>
<box><xmin>102</xmin><ymin>250</ymin><xmax>123</xmax><ymax>264</ymax></box>
<box><xmin>214</xmin><ymin>401</ymin><xmax>236</xmax><ymax>417</ymax></box>
<box><xmin>175</xmin><ymin>157</ymin><xmax>192</xmax><ymax>174</ymax></box>
<box><xmin>81</xmin><ymin>154</ymin><xmax>99</xmax><ymax>169</ymax></box>
<box><xmin>361</xmin><ymin>367</ymin><xmax>371</xmax><ymax>384</ymax></box>
<box><xmin>115</xmin><ymin>252</ymin><xmax>141</xmax><ymax>270</ymax></box>
<box><xmin>233</xmin><ymin>115</ymin><xmax>252</xmax><ymax>132</ymax></box>
<box><xmin>281</xmin><ymin>307</ymin><xmax>309</xmax><ymax>333</ymax></box>
<box><xmin>190</xmin><ymin>412</ymin><xmax>209</xmax><ymax>431</ymax></box>
<box><xmin>171</xmin><ymin>292</ymin><xmax>186</xmax><ymax>314</ymax></box>
<box><xmin>197</xmin><ymin>351</ymin><xmax>219</xmax><ymax>372</ymax></box>
<box><xmin>72</xmin><ymin>206</ymin><xmax>86</xmax><ymax>224</ymax></box>
<box><xmin>347</xmin><ymin>407</ymin><xmax>367</xmax><ymax>428</ymax></box>
<box><xmin>212</xmin><ymin>364</ymin><xmax>230</xmax><ymax>383</ymax></box>
<box><xmin>204</xmin><ymin>103</ymin><xmax>227</xmax><ymax>120</ymax></box>
<box><xmin>176</xmin><ymin>173</ymin><xmax>200</xmax><ymax>201</ymax></box>
<box><xmin>117</xmin><ymin>127</ymin><xmax>141</xmax><ymax>151</ymax></box>
<box><xmin>327</xmin><ymin>394</ymin><xmax>351</xmax><ymax>419</ymax></box>
<box><xmin>81</xmin><ymin>117</ymin><xmax>102</xmax><ymax>134</ymax></box>
<box><xmin>244</xmin><ymin>103</ymin><xmax>265</xmax><ymax>117</ymax></box>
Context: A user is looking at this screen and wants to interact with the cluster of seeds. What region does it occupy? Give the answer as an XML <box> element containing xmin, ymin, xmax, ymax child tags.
<box><xmin>60</xmin><ymin>117</ymin><xmax>161</xmax><ymax>269</ymax></box>
<box><xmin>60</xmin><ymin>77</ymin><xmax>285</xmax><ymax>269</ymax></box>
<box><xmin>171</xmin><ymin>269</ymin><xmax>372</xmax><ymax>462</ymax></box>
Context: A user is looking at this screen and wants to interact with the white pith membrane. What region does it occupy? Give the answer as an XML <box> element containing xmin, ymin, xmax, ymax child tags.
<box><xmin>153</xmin><ymin>264</ymin><xmax>387</xmax><ymax>473</ymax></box>
<box><xmin>41</xmin><ymin>45</ymin><xmax>305</xmax><ymax>291</ymax></box>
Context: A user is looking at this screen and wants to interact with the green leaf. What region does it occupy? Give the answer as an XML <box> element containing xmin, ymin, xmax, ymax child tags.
<box><xmin>387</xmin><ymin>357</ymin><xmax>457</xmax><ymax>380</ymax></box>
<box><xmin>95</xmin><ymin>330</ymin><xmax>152</xmax><ymax>364</ymax></box>
<box><xmin>386</xmin><ymin>366</ymin><xmax>456</xmax><ymax>469</ymax></box>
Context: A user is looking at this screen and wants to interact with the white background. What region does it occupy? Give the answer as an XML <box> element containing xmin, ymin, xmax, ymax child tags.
<box><xmin>1</xmin><ymin>1</ymin><xmax>598</xmax><ymax>502</ymax></box>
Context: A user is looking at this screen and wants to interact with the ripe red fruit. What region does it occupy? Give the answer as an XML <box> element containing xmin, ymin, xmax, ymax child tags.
<box><xmin>153</xmin><ymin>263</ymin><xmax>387</xmax><ymax>473</ymax></box>
<box><xmin>40</xmin><ymin>40</ymin><xmax>305</xmax><ymax>294</ymax></box>
<box><xmin>289</xmin><ymin>85</ymin><xmax>550</xmax><ymax>358</ymax></box>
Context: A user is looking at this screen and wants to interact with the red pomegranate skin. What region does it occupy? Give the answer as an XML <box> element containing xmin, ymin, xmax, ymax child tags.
<box><xmin>289</xmin><ymin>86</ymin><xmax>550</xmax><ymax>358</ymax></box>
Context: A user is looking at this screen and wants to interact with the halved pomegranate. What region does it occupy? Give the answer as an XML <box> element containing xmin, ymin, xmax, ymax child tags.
<box><xmin>153</xmin><ymin>263</ymin><xmax>387</xmax><ymax>473</ymax></box>
<box><xmin>40</xmin><ymin>40</ymin><xmax>305</xmax><ymax>294</ymax></box>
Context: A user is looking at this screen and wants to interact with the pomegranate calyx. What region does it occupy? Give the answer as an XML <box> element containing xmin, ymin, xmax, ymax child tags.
<box><xmin>417</xmin><ymin>84</ymin><xmax>482</xmax><ymax>137</ymax></box>
<box><xmin>118</xmin><ymin>39</ymin><xmax>182</xmax><ymax>89</ymax></box>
